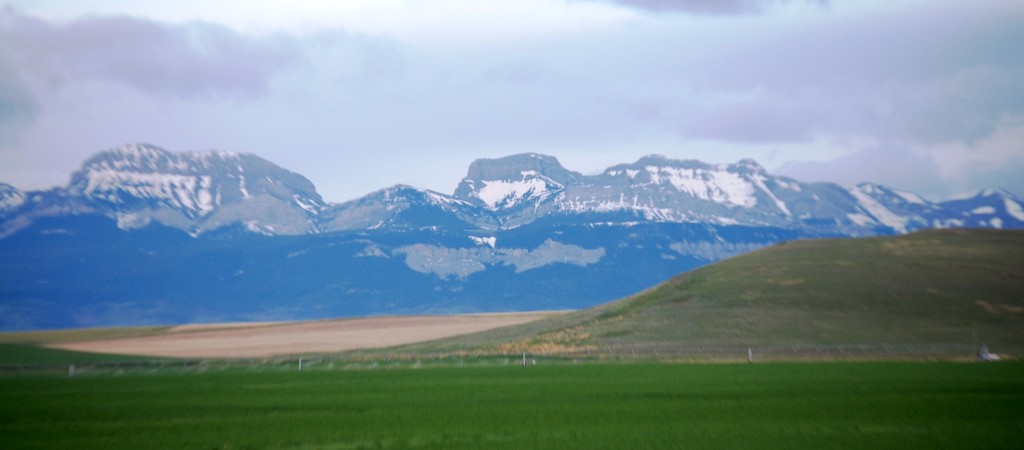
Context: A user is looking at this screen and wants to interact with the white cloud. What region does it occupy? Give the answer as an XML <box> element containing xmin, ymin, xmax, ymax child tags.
<box><xmin>0</xmin><ymin>0</ymin><xmax>1021</xmax><ymax>203</ymax></box>
<box><xmin>0</xmin><ymin>8</ymin><xmax>301</xmax><ymax>98</ymax></box>
<box><xmin>579</xmin><ymin>0</ymin><xmax>830</xmax><ymax>15</ymax></box>
<box><xmin>7</xmin><ymin>0</ymin><xmax>635</xmax><ymax>45</ymax></box>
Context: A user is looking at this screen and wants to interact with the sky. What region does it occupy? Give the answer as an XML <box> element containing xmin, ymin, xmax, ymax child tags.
<box><xmin>0</xmin><ymin>0</ymin><xmax>1021</xmax><ymax>202</ymax></box>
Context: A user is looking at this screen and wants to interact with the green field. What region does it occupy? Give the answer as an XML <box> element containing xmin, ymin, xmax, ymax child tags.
<box><xmin>0</xmin><ymin>343</ymin><xmax>160</xmax><ymax>365</ymax></box>
<box><xmin>2</xmin><ymin>362</ymin><xmax>1022</xmax><ymax>449</ymax></box>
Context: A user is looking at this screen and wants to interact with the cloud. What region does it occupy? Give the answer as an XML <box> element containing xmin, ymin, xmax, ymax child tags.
<box><xmin>0</xmin><ymin>6</ymin><xmax>302</xmax><ymax>99</ymax></box>
<box><xmin>581</xmin><ymin>0</ymin><xmax>828</xmax><ymax>15</ymax></box>
<box><xmin>959</xmin><ymin>158</ymin><xmax>1024</xmax><ymax>198</ymax></box>
<box><xmin>775</xmin><ymin>142</ymin><xmax>949</xmax><ymax>197</ymax></box>
<box><xmin>1</xmin><ymin>1</ymin><xmax>1021</xmax><ymax>205</ymax></box>
<box><xmin>679</xmin><ymin>93</ymin><xmax>819</xmax><ymax>143</ymax></box>
<box><xmin>606</xmin><ymin>0</ymin><xmax>1024</xmax><ymax>164</ymax></box>
<box><xmin>775</xmin><ymin>118</ymin><xmax>1024</xmax><ymax>200</ymax></box>
<box><xmin>871</xmin><ymin>66</ymin><xmax>1024</xmax><ymax>145</ymax></box>
<box><xmin>0</xmin><ymin>62</ymin><xmax>35</xmax><ymax>145</ymax></box>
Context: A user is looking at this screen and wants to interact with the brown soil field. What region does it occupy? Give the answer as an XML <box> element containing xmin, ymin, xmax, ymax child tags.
<box><xmin>49</xmin><ymin>312</ymin><xmax>565</xmax><ymax>358</ymax></box>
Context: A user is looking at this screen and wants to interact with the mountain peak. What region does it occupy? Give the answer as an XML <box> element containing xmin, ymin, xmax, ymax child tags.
<box><xmin>461</xmin><ymin>153</ymin><xmax>575</xmax><ymax>181</ymax></box>
<box><xmin>55</xmin><ymin>144</ymin><xmax>327</xmax><ymax>234</ymax></box>
<box><xmin>453</xmin><ymin>153</ymin><xmax>581</xmax><ymax>210</ymax></box>
<box><xmin>976</xmin><ymin>188</ymin><xmax>1018</xmax><ymax>199</ymax></box>
<box><xmin>733</xmin><ymin>158</ymin><xmax>766</xmax><ymax>174</ymax></box>
<box><xmin>854</xmin><ymin>182</ymin><xmax>928</xmax><ymax>206</ymax></box>
<box><xmin>0</xmin><ymin>182</ymin><xmax>25</xmax><ymax>211</ymax></box>
<box><xmin>626</xmin><ymin>155</ymin><xmax>766</xmax><ymax>175</ymax></box>
<box><xmin>632</xmin><ymin>154</ymin><xmax>702</xmax><ymax>167</ymax></box>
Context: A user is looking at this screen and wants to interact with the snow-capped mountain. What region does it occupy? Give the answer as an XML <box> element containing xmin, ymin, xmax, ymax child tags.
<box><xmin>2</xmin><ymin>145</ymin><xmax>1022</xmax><ymax>330</ymax></box>
<box><xmin>937</xmin><ymin>189</ymin><xmax>1024</xmax><ymax>229</ymax></box>
<box><xmin>2</xmin><ymin>144</ymin><xmax>326</xmax><ymax>238</ymax></box>
<box><xmin>321</xmin><ymin>184</ymin><xmax>495</xmax><ymax>232</ymax></box>
<box><xmin>454</xmin><ymin>153</ymin><xmax>580</xmax><ymax>211</ymax></box>
<box><xmin>439</xmin><ymin>153</ymin><xmax>1023</xmax><ymax>235</ymax></box>
<box><xmin>0</xmin><ymin>183</ymin><xmax>25</xmax><ymax>212</ymax></box>
<box><xmin>550</xmin><ymin>155</ymin><xmax>838</xmax><ymax>228</ymax></box>
<box><xmin>3</xmin><ymin>145</ymin><xmax>1021</xmax><ymax>239</ymax></box>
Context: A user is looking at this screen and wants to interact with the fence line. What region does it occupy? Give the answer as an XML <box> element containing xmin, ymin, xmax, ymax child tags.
<box><xmin>0</xmin><ymin>343</ymin><xmax>987</xmax><ymax>377</ymax></box>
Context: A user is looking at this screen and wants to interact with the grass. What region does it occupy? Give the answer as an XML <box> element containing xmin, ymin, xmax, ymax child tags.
<box><xmin>393</xmin><ymin>229</ymin><xmax>1024</xmax><ymax>357</ymax></box>
<box><xmin>0</xmin><ymin>326</ymin><xmax>175</xmax><ymax>366</ymax></box>
<box><xmin>0</xmin><ymin>325</ymin><xmax>171</xmax><ymax>345</ymax></box>
<box><xmin>1</xmin><ymin>362</ymin><xmax>1022</xmax><ymax>449</ymax></box>
<box><xmin>0</xmin><ymin>344</ymin><xmax>158</xmax><ymax>365</ymax></box>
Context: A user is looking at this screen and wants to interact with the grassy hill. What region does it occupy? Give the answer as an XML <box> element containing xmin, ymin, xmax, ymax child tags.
<box><xmin>393</xmin><ymin>229</ymin><xmax>1024</xmax><ymax>357</ymax></box>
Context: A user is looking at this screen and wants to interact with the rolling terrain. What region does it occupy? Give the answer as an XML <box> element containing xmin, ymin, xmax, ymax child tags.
<box><xmin>395</xmin><ymin>229</ymin><xmax>1024</xmax><ymax>357</ymax></box>
<box><xmin>6</xmin><ymin>228</ymin><xmax>1020</xmax><ymax>363</ymax></box>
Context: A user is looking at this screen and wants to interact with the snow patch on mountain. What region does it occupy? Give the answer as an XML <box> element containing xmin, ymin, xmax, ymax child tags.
<box><xmin>556</xmin><ymin>193</ymin><xmax>684</xmax><ymax>222</ymax></box>
<box><xmin>751</xmin><ymin>175</ymin><xmax>791</xmax><ymax>216</ymax></box>
<box><xmin>474</xmin><ymin>171</ymin><xmax>563</xmax><ymax>210</ymax></box>
<box><xmin>469</xmin><ymin>236</ymin><xmax>497</xmax><ymax>249</ymax></box>
<box><xmin>116</xmin><ymin>212</ymin><xmax>152</xmax><ymax>230</ymax></box>
<box><xmin>1005</xmin><ymin>198</ymin><xmax>1024</xmax><ymax>221</ymax></box>
<box><xmin>847</xmin><ymin>213</ymin><xmax>873</xmax><ymax>226</ymax></box>
<box><xmin>670</xmin><ymin>241</ymin><xmax>767</xmax><ymax>261</ymax></box>
<box><xmin>0</xmin><ymin>184</ymin><xmax>25</xmax><ymax>211</ymax></box>
<box><xmin>292</xmin><ymin>194</ymin><xmax>320</xmax><ymax>214</ymax></box>
<box><xmin>894</xmin><ymin>189</ymin><xmax>926</xmax><ymax>205</ymax></box>
<box><xmin>643</xmin><ymin>165</ymin><xmax>756</xmax><ymax>208</ymax></box>
<box><xmin>394</xmin><ymin>239</ymin><xmax>604</xmax><ymax>280</ymax></box>
<box><xmin>848</xmin><ymin>186</ymin><xmax>909</xmax><ymax>232</ymax></box>
<box><xmin>774</xmin><ymin>178</ymin><xmax>802</xmax><ymax>192</ymax></box>
<box><xmin>81</xmin><ymin>169</ymin><xmax>218</xmax><ymax>216</ymax></box>
<box><xmin>424</xmin><ymin>190</ymin><xmax>474</xmax><ymax>208</ymax></box>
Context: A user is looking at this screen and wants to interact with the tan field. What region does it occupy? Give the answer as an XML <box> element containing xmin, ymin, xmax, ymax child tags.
<box><xmin>48</xmin><ymin>312</ymin><xmax>565</xmax><ymax>358</ymax></box>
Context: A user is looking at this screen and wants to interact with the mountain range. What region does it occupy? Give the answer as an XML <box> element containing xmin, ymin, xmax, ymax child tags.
<box><xmin>1</xmin><ymin>143</ymin><xmax>1022</xmax><ymax>330</ymax></box>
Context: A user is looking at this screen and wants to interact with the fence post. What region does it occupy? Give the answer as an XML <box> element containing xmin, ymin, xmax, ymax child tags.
<box><xmin>298</xmin><ymin>357</ymin><xmax>303</xmax><ymax>372</ymax></box>
<box><xmin>522</xmin><ymin>352</ymin><xmax>527</xmax><ymax>367</ymax></box>
<box><xmin>747</xmin><ymin>347</ymin><xmax>753</xmax><ymax>364</ymax></box>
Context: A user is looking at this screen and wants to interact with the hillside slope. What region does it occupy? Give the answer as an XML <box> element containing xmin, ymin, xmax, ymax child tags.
<box><xmin>399</xmin><ymin>229</ymin><xmax>1024</xmax><ymax>356</ymax></box>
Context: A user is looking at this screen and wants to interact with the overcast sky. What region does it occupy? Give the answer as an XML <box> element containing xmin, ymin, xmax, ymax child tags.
<box><xmin>0</xmin><ymin>0</ymin><xmax>1021</xmax><ymax>202</ymax></box>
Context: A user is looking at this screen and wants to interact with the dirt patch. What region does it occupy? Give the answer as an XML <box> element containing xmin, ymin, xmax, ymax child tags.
<box><xmin>976</xmin><ymin>300</ymin><xmax>1024</xmax><ymax>315</ymax></box>
<box><xmin>977</xmin><ymin>300</ymin><xmax>1000</xmax><ymax>314</ymax></box>
<box><xmin>49</xmin><ymin>313</ymin><xmax>565</xmax><ymax>358</ymax></box>
<box><xmin>166</xmin><ymin>322</ymin><xmax>286</xmax><ymax>333</ymax></box>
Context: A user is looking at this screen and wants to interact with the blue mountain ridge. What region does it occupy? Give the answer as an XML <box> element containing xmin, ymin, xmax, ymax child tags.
<box><xmin>1</xmin><ymin>144</ymin><xmax>1021</xmax><ymax>330</ymax></box>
